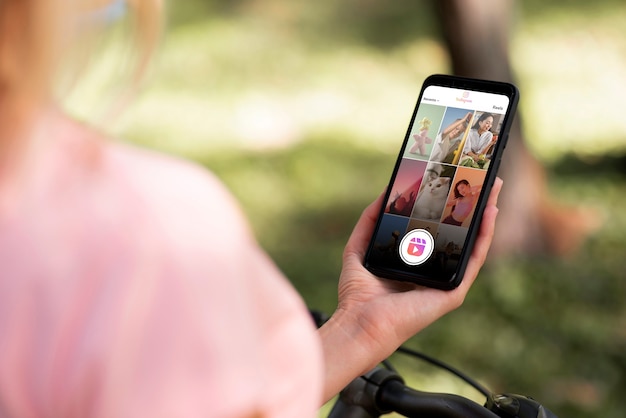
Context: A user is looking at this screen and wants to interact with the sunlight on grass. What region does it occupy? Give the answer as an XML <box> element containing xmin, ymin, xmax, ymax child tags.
<box><xmin>513</xmin><ymin>8</ymin><xmax>626</xmax><ymax>161</ymax></box>
<box><xmin>66</xmin><ymin>16</ymin><xmax>447</xmax><ymax>157</ymax></box>
<box><xmin>66</xmin><ymin>8</ymin><xmax>626</xmax><ymax>166</ymax></box>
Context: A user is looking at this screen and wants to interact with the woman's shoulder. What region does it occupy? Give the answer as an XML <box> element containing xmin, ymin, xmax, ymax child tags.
<box><xmin>105</xmin><ymin>140</ymin><xmax>255</xmax><ymax>243</ymax></box>
<box><xmin>107</xmin><ymin>140</ymin><xmax>230</xmax><ymax>199</ymax></box>
<box><xmin>51</xmin><ymin>111</ymin><xmax>243</xmax><ymax>221</ymax></box>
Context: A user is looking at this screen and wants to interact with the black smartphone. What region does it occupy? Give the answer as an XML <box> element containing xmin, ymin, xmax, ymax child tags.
<box><xmin>363</xmin><ymin>74</ymin><xmax>519</xmax><ymax>290</ymax></box>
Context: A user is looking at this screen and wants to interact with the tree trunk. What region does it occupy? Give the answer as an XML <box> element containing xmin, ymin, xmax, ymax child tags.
<box><xmin>435</xmin><ymin>0</ymin><xmax>598</xmax><ymax>257</ymax></box>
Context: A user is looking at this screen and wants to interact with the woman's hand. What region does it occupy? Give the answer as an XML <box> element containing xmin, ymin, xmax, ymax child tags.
<box><xmin>318</xmin><ymin>178</ymin><xmax>503</xmax><ymax>402</ymax></box>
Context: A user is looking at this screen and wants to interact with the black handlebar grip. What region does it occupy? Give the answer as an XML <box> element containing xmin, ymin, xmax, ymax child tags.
<box><xmin>378</xmin><ymin>380</ymin><xmax>501</xmax><ymax>418</ymax></box>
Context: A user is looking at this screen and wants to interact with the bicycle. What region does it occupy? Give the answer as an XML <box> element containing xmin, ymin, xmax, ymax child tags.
<box><xmin>311</xmin><ymin>310</ymin><xmax>559</xmax><ymax>418</ymax></box>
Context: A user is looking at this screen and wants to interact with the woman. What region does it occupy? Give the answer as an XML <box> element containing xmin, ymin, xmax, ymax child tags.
<box><xmin>0</xmin><ymin>1</ymin><xmax>503</xmax><ymax>417</ymax></box>
<box><xmin>429</xmin><ymin>112</ymin><xmax>472</xmax><ymax>163</ymax></box>
<box><xmin>462</xmin><ymin>112</ymin><xmax>496</xmax><ymax>164</ymax></box>
<box><xmin>443</xmin><ymin>179</ymin><xmax>482</xmax><ymax>226</ymax></box>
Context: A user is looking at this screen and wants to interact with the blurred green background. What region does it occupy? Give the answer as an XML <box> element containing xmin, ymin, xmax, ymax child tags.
<box><xmin>68</xmin><ymin>1</ymin><xmax>626</xmax><ymax>416</ymax></box>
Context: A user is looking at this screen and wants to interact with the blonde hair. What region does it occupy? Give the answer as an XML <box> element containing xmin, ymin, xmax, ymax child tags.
<box><xmin>0</xmin><ymin>0</ymin><xmax>163</xmax><ymax>102</ymax></box>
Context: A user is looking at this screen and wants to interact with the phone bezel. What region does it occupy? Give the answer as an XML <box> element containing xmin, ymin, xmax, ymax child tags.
<box><xmin>363</xmin><ymin>74</ymin><xmax>519</xmax><ymax>290</ymax></box>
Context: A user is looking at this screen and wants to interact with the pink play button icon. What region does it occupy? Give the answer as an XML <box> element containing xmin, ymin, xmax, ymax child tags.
<box><xmin>399</xmin><ymin>229</ymin><xmax>434</xmax><ymax>266</ymax></box>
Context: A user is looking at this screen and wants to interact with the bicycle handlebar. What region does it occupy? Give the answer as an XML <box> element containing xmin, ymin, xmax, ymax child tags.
<box><xmin>311</xmin><ymin>310</ymin><xmax>559</xmax><ymax>418</ymax></box>
<box><xmin>328</xmin><ymin>367</ymin><xmax>558</xmax><ymax>418</ymax></box>
<box><xmin>380</xmin><ymin>380</ymin><xmax>502</xmax><ymax>418</ymax></box>
<box><xmin>328</xmin><ymin>367</ymin><xmax>500</xmax><ymax>418</ymax></box>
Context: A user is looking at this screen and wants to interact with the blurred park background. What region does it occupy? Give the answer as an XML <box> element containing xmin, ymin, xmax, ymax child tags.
<box><xmin>67</xmin><ymin>0</ymin><xmax>626</xmax><ymax>416</ymax></box>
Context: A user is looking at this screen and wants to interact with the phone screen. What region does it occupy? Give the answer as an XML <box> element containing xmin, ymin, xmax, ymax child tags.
<box><xmin>364</xmin><ymin>75</ymin><xmax>518</xmax><ymax>289</ymax></box>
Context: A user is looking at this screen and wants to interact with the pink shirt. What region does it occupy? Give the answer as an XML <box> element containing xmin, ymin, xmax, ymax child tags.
<box><xmin>451</xmin><ymin>197</ymin><xmax>475</xmax><ymax>220</ymax></box>
<box><xmin>0</xmin><ymin>112</ymin><xmax>322</xmax><ymax>417</ymax></box>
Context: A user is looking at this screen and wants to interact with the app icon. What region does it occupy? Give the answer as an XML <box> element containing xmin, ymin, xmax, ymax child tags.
<box><xmin>399</xmin><ymin>229</ymin><xmax>434</xmax><ymax>266</ymax></box>
<box><xmin>407</xmin><ymin>237</ymin><xmax>426</xmax><ymax>257</ymax></box>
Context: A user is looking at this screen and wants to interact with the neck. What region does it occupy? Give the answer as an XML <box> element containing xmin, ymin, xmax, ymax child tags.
<box><xmin>0</xmin><ymin>93</ymin><xmax>41</xmax><ymax>153</ymax></box>
<box><xmin>0</xmin><ymin>94</ymin><xmax>48</xmax><ymax>209</ymax></box>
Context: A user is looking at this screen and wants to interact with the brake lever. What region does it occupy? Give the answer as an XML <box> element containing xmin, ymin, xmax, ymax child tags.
<box><xmin>485</xmin><ymin>393</ymin><xmax>559</xmax><ymax>418</ymax></box>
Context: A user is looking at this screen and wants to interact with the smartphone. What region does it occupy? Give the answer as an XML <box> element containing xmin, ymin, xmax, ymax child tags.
<box><xmin>363</xmin><ymin>74</ymin><xmax>519</xmax><ymax>290</ymax></box>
